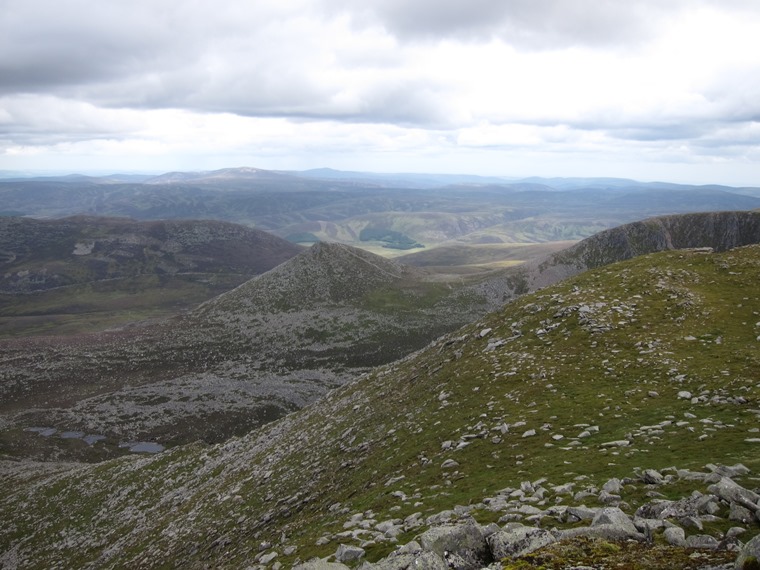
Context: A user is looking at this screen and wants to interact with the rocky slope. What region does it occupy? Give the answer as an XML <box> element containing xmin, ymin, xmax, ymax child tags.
<box><xmin>0</xmin><ymin>243</ymin><xmax>485</xmax><ymax>459</ymax></box>
<box><xmin>1</xmin><ymin>244</ymin><xmax>758</xmax><ymax>568</ymax></box>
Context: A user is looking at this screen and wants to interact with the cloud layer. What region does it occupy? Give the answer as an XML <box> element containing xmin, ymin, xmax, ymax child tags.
<box><xmin>1</xmin><ymin>0</ymin><xmax>759</xmax><ymax>183</ymax></box>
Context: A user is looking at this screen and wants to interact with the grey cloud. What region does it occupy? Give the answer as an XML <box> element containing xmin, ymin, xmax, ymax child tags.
<box><xmin>329</xmin><ymin>0</ymin><xmax>678</xmax><ymax>48</ymax></box>
<box><xmin>0</xmin><ymin>2</ymin><xmax>187</xmax><ymax>94</ymax></box>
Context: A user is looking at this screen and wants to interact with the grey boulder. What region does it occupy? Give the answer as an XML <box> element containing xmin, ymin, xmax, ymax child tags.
<box><xmin>419</xmin><ymin>521</ymin><xmax>491</xmax><ymax>569</ymax></box>
<box><xmin>487</xmin><ymin>525</ymin><xmax>557</xmax><ymax>559</ymax></box>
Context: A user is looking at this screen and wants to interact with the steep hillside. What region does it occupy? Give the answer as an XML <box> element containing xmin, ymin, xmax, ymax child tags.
<box><xmin>0</xmin><ymin>216</ymin><xmax>303</xmax><ymax>336</ymax></box>
<box><xmin>0</xmin><ymin>243</ymin><xmax>485</xmax><ymax>459</ymax></box>
<box><xmin>475</xmin><ymin>210</ymin><xmax>760</xmax><ymax>305</ymax></box>
<box><xmin>2</xmin><ymin>245</ymin><xmax>758</xmax><ymax>568</ymax></box>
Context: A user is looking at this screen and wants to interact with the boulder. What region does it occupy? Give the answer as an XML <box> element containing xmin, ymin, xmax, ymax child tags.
<box><xmin>635</xmin><ymin>499</ymin><xmax>674</xmax><ymax>520</ymax></box>
<box><xmin>565</xmin><ymin>505</ymin><xmax>598</xmax><ymax>523</ymax></box>
<box><xmin>598</xmin><ymin>490</ymin><xmax>622</xmax><ymax>505</ymax></box>
<box><xmin>397</xmin><ymin>541</ymin><xmax>422</xmax><ymax>555</ymax></box>
<box><xmin>708</xmin><ymin>478</ymin><xmax>760</xmax><ymax>512</ymax></box>
<box><xmin>736</xmin><ymin>534</ymin><xmax>760</xmax><ymax>570</ymax></box>
<box><xmin>335</xmin><ymin>544</ymin><xmax>365</xmax><ymax>563</ymax></box>
<box><xmin>419</xmin><ymin>521</ymin><xmax>491</xmax><ymax>569</ymax></box>
<box><xmin>560</xmin><ymin>507</ymin><xmax>645</xmax><ymax>542</ymax></box>
<box><xmin>592</xmin><ymin>507</ymin><xmax>638</xmax><ymax>532</ymax></box>
<box><xmin>640</xmin><ymin>469</ymin><xmax>665</xmax><ymax>485</ymax></box>
<box><xmin>730</xmin><ymin>503</ymin><xmax>755</xmax><ymax>524</ymax></box>
<box><xmin>487</xmin><ymin>525</ymin><xmax>557</xmax><ymax>559</ymax></box>
<box><xmin>706</xmin><ymin>463</ymin><xmax>751</xmax><ymax>479</ymax></box>
<box><xmin>602</xmin><ymin>478</ymin><xmax>623</xmax><ymax>494</ymax></box>
<box><xmin>685</xmin><ymin>535</ymin><xmax>719</xmax><ymax>550</ymax></box>
<box><xmin>633</xmin><ymin>517</ymin><xmax>665</xmax><ymax>534</ymax></box>
<box><xmin>663</xmin><ymin>527</ymin><xmax>686</xmax><ymax>547</ymax></box>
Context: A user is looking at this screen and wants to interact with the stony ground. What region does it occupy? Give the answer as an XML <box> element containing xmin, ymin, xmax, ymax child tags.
<box><xmin>1</xmin><ymin>245</ymin><xmax>758</xmax><ymax>569</ymax></box>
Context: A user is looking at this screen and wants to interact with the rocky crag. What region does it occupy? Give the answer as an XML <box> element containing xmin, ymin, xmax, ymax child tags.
<box><xmin>473</xmin><ymin>210</ymin><xmax>760</xmax><ymax>306</ymax></box>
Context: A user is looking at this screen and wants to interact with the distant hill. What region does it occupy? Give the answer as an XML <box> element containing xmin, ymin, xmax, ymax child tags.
<box><xmin>0</xmin><ymin>216</ymin><xmax>303</xmax><ymax>292</ymax></box>
<box><xmin>0</xmin><ymin>216</ymin><xmax>303</xmax><ymax>335</ymax></box>
<box><xmin>144</xmin><ymin>166</ymin><xmax>298</xmax><ymax>185</ymax></box>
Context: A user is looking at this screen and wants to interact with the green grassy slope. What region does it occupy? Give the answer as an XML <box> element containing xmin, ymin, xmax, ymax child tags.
<box><xmin>2</xmin><ymin>245</ymin><xmax>758</xmax><ymax>568</ymax></box>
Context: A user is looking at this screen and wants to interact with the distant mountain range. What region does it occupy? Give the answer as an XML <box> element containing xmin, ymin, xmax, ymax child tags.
<box><xmin>1</xmin><ymin>167</ymin><xmax>758</xmax><ymax>255</ymax></box>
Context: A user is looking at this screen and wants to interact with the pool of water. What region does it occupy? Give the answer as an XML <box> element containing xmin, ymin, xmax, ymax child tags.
<box><xmin>24</xmin><ymin>427</ymin><xmax>163</xmax><ymax>453</ymax></box>
<box><xmin>118</xmin><ymin>441</ymin><xmax>165</xmax><ymax>453</ymax></box>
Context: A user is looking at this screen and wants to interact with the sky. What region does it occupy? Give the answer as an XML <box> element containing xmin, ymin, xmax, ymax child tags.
<box><xmin>1</xmin><ymin>0</ymin><xmax>760</xmax><ymax>185</ymax></box>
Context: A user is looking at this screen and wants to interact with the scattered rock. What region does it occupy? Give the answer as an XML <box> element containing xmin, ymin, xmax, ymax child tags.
<box><xmin>364</xmin><ymin>551</ymin><xmax>448</xmax><ymax>570</ymax></box>
<box><xmin>685</xmin><ymin>534</ymin><xmax>720</xmax><ymax>550</ymax></box>
<box><xmin>730</xmin><ymin>503</ymin><xmax>755</xmax><ymax>524</ymax></box>
<box><xmin>602</xmin><ymin>478</ymin><xmax>623</xmax><ymax>494</ymax></box>
<box><xmin>294</xmin><ymin>561</ymin><xmax>350</xmax><ymax>570</ymax></box>
<box><xmin>600</xmin><ymin>440</ymin><xmax>630</xmax><ymax>448</ymax></box>
<box><xmin>708</xmin><ymin>478</ymin><xmax>760</xmax><ymax>512</ymax></box>
<box><xmin>640</xmin><ymin>469</ymin><xmax>664</xmax><ymax>485</ymax></box>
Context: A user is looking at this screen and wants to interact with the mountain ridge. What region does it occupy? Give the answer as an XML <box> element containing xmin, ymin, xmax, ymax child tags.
<box><xmin>476</xmin><ymin>210</ymin><xmax>760</xmax><ymax>304</ymax></box>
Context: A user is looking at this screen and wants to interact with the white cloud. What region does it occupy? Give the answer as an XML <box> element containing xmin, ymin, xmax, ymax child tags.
<box><xmin>0</xmin><ymin>0</ymin><xmax>759</xmax><ymax>185</ymax></box>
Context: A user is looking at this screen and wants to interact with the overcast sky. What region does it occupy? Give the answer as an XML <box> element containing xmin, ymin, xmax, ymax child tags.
<box><xmin>1</xmin><ymin>0</ymin><xmax>760</xmax><ymax>185</ymax></box>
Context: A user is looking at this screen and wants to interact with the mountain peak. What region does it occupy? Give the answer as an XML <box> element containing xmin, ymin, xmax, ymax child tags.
<box><xmin>198</xmin><ymin>242</ymin><xmax>422</xmax><ymax>316</ymax></box>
